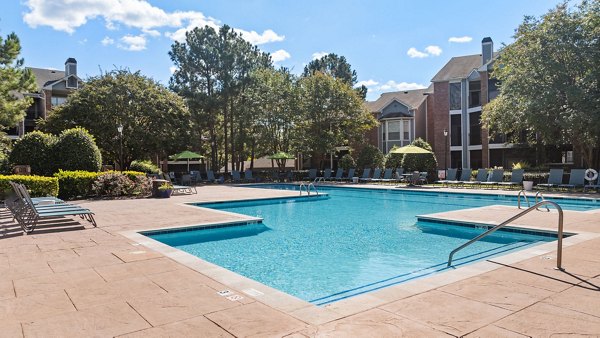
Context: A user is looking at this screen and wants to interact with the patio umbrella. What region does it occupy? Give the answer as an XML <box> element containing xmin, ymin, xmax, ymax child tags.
<box><xmin>171</xmin><ymin>150</ymin><xmax>205</xmax><ymax>172</ymax></box>
<box><xmin>267</xmin><ymin>152</ymin><xmax>296</xmax><ymax>170</ymax></box>
<box><xmin>389</xmin><ymin>145</ymin><xmax>431</xmax><ymax>154</ymax></box>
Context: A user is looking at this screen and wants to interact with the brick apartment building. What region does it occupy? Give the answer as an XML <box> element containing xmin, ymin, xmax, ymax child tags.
<box><xmin>8</xmin><ymin>58</ymin><xmax>82</xmax><ymax>138</ymax></box>
<box><xmin>366</xmin><ymin>37</ymin><xmax>569</xmax><ymax>169</ymax></box>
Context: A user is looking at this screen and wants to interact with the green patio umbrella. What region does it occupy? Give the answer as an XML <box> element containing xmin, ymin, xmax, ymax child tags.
<box><xmin>171</xmin><ymin>150</ymin><xmax>205</xmax><ymax>172</ymax></box>
<box><xmin>389</xmin><ymin>145</ymin><xmax>431</xmax><ymax>154</ymax></box>
<box><xmin>267</xmin><ymin>152</ymin><xmax>296</xmax><ymax>170</ymax></box>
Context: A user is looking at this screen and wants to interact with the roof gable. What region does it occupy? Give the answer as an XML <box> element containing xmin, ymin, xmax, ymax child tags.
<box><xmin>366</xmin><ymin>86</ymin><xmax>431</xmax><ymax>113</ymax></box>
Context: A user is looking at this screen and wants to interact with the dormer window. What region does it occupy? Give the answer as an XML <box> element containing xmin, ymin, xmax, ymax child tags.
<box><xmin>66</xmin><ymin>76</ymin><xmax>78</xmax><ymax>89</ymax></box>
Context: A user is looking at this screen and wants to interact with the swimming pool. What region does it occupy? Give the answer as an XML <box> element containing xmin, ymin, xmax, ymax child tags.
<box><xmin>145</xmin><ymin>185</ymin><xmax>591</xmax><ymax>305</ymax></box>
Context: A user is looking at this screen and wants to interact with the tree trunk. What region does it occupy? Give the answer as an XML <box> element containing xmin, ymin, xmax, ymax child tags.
<box><xmin>223</xmin><ymin>103</ymin><xmax>229</xmax><ymax>173</ymax></box>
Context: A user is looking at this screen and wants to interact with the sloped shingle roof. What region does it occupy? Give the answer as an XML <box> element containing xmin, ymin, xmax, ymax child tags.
<box><xmin>431</xmin><ymin>54</ymin><xmax>482</xmax><ymax>82</ymax></box>
<box><xmin>27</xmin><ymin>67</ymin><xmax>65</xmax><ymax>90</ymax></box>
<box><xmin>366</xmin><ymin>85</ymin><xmax>432</xmax><ymax>113</ymax></box>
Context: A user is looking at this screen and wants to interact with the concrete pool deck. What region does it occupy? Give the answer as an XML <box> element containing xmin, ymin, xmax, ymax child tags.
<box><xmin>1</xmin><ymin>183</ymin><xmax>599</xmax><ymax>337</ymax></box>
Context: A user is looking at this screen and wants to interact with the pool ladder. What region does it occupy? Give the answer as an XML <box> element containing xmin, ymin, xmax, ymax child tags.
<box><xmin>313</xmin><ymin>177</ymin><xmax>325</xmax><ymax>185</ymax></box>
<box><xmin>298</xmin><ymin>182</ymin><xmax>319</xmax><ymax>196</ymax></box>
<box><xmin>518</xmin><ymin>190</ymin><xmax>550</xmax><ymax>211</ymax></box>
<box><xmin>447</xmin><ymin>200</ymin><xmax>564</xmax><ymax>269</ymax></box>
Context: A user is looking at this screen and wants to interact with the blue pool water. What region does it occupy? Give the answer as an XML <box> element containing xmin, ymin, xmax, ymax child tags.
<box><xmin>145</xmin><ymin>186</ymin><xmax>593</xmax><ymax>304</ymax></box>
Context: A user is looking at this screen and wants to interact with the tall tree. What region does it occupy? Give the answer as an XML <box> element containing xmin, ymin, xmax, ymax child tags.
<box><xmin>302</xmin><ymin>53</ymin><xmax>367</xmax><ymax>99</ymax></box>
<box><xmin>0</xmin><ymin>32</ymin><xmax>37</xmax><ymax>128</ymax></box>
<box><xmin>297</xmin><ymin>72</ymin><xmax>377</xmax><ymax>168</ymax></box>
<box><xmin>169</xmin><ymin>25</ymin><xmax>271</xmax><ymax>172</ymax></box>
<box><xmin>40</xmin><ymin>69</ymin><xmax>191</xmax><ymax>169</ymax></box>
<box><xmin>483</xmin><ymin>1</ymin><xmax>600</xmax><ymax>167</ymax></box>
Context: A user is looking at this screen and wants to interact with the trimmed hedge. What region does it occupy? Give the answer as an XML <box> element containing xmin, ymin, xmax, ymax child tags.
<box><xmin>54</xmin><ymin>170</ymin><xmax>148</xmax><ymax>200</ymax></box>
<box><xmin>384</xmin><ymin>151</ymin><xmax>404</xmax><ymax>170</ymax></box>
<box><xmin>401</xmin><ymin>152</ymin><xmax>438</xmax><ymax>180</ymax></box>
<box><xmin>9</xmin><ymin>131</ymin><xmax>57</xmax><ymax>176</ymax></box>
<box><xmin>130</xmin><ymin>160</ymin><xmax>160</xmax><ymax>174</ymax></box>
<box><xmin>338</xmin><ymin>154</ymin><xmax>356</xmax><ymax>170</ymax></box>
<box><xmin>0</xmin><ymin>174</ymin><xmax>59</xmax><ymax>198</ymax></box>
<box><xmin>54</xmin><ymin>127</ymin><xmax>102</xmax><ymax>172</ymax></box>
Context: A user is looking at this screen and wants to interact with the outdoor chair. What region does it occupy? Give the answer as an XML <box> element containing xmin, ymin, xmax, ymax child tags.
<box><xmin>373</xmin><ymin>168</ymin><xmax>393</xmax><ymax>184</ymax></box>
<box><xmin>8</xmin><ymin>182</ymin><xmax>97</xmax><ymax>234</ymax></box>
<box><xmin>307</xmin><ymin>169</ymin><xmax>317</xmax><ymax>181</ymax></box>
<box><xmin>231</xmin><ymin>170</ymin><xmax>241</xmax><ymax>183</ymax></box>
<box><xmin>448</xmin><ymin>169</ymin><xmax>472</xmax><ymax>188</ymax></box>
<box><xmin>480</xmin><ymin>169</ymin><xmax>504</xmax><ymax>189</ymax></box>
<box><xmin>558</xmin><ymin>169</ymin><xmax>586</xmax><ymax>191</ymax></box>
<box><xmin>319</xmin><ymin>168</ymin><xmax>332</xmax><ymax>181</ymax></box>
<box><xmin>537</xmin><ymin>169</ymin><xmax>564</xmax><ymax>190</ymax></box>
<box><xmin>361</xmin><ymin>168</ymin><xmax>380</xmax><ymax>183</ymax></box>
<box><xmin>181</xmin><ymin>174</ymin><xmax>192</xmax><ymax>186</ymax></box>
<box><xmin>358</xmin><ymin>168</ymin><xmax>372</xmax><ymax>182</ymax></box>
<box><xmin>286</xmin><ymin>170</ymin><xmax>294</xmax><ymax>182</ymax></box>
<box><xmin>244</xmin><ymin>169</ymin><xmax>257</xmax><ymax>183</ymax></box>
<box><xmin>205</xmin><ymin>170</ymin><xmax>216</xmax><ymax>184</ymax></box>
<box><xmin>462</xmin><ymin>169</ymin><xmax>488</xmax><ymax>189</ymax></box>
<box><xmin>340</xmin><ymin>168</ymin><xmax>355</xmax><ymax>182</ymax></box>
<box><xmin>163</xmin><ymin>173</ymin><xmax>197</xmax><ymax>194</ymax></box>
<box><xmin>405</xmin><ymin>171</ymin><xmax>425</xmax><ymax>186</ymax></box>
<box><xmin>435</xmin><ymin>168</ymin><xmax>458</xmax><ymax>187</ymax></box>
<box><xmin>394</xmin><ymin>168</ymin><xmax>405</xmax><ymax>183</ymax></box>
<box><xmin>498</xmin><ymin>169</ymin><xmax>524</xmax><ymax>189</ymax></box>
<box><xmin>330</xmin><ymin>168</ymin><xmax>343</xmax><ymax>181</ymax></box>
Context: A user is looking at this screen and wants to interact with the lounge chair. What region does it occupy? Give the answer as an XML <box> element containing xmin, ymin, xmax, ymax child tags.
<box><xmin>584</xmin><ymin>170</ymin><xmax>600</xmax><ymax>192</ymax></box>
<box><xmin>163</xmin><ymin>173</ymin><xmax>197</xmax><ymax>194</ymax></box>
<box><xmin>537</xmin><ymin>169</ymin><xmax>564</xmax><ymax>190</ymax></box>
<box><xmin>435</xmin><ymin>168</ymin><xmax>458</xmax><ymax>187</ymax></box>
<box><xmin>558</xmin><ymin>169</ymin><xmax>586</xmax><ymax>190</ymax></box>
<box><xmin>307</xmin><ymin>169</ymin><xmax>317</xmax><ymax>181</ymax></box>
<box><xmin>8</xmin><ymin>182</ymin><xmax>97</xmax><ymax>233</ymax></box>
<box><xmin>330</xmin><ymin>168</ymin><xmax>343</xmax><ymax>181</ymax></box>
<box><xmin>394</xmin><ymin>168</ymin><xmax>405</xmax><ymax>183</ymax></box>
<box><xmin>231</xmin><ymin>170</ymin><xmax>242</xmax><ymax>183</ymax></box>
<box><xmin>340</xmin><ymin>168</ymin><xmax>355</xmax><ymax>182</ymax></box>
<box><xmin>448</xmin><ymin>169</ymin><xmax>472</xmax><ymax>188</ymax></box>
<box><xmin>480</xmin><ymin>169</ymin><xmax>504</xmax><ymax>189</ymax></box>
<box><xmin>498</xmin><ymin>169</ymin><xmax>524</xmax><ymax>189</ymax></box>
<box><xmin>358</xmin><ymin>168</ymin><xmax>372</xmax><ymax>182</ymax></box>
<box><xmin>462</xmin><ymin>169</ymin><xmax>489</xmax><ymax>189</ymax></box>
<box><xmin>244</xmin><ymin>169</ymin><xmax>257</xmax><ymax>183</ymax></box>
<box><xmin>361</xmin><ymin>168</ymin><xmax>380</xmax><ymax>183</ymax></box>
<box><xmin>318</xmin><ymin>168</ymin><xmax>332</xmax><ymax>181</ymax></box>
<box><xmin>405</xmin><ymin>171</ymin><xmax>424</xmax><ymax>186</ymax></box>
<box><xmin>373</xmin><ymin>168</ymin><xmax>393</xmax><ymax>183</ymax></box>
<box><xmin>205</xmin><ymin>170</ymin><xmax>216</xmax><ymax>184</ymax></box>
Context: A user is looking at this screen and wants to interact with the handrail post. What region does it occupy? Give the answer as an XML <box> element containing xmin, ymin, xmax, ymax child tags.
<box><xmin>534</xmin><ymin>191</ymin><xmax>550</xmax><ymax>212</ymax></box>
<box><xmin>447</xmin><ymin>200</ymin><xmax>564</xmax><ymax>270</ymax></box>
<box><xmin>517</xmin><ymin>190</ymin><xmax>530</xmax><ymax>209</ymax></box>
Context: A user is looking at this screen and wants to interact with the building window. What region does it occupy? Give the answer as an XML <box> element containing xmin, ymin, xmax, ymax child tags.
<box><xmin>449</xmin><ymin>82</ymin><xmax>461</xmax><ymax>110</ymax></box>
<box><xmin>387</xmin><ymin>121</ymin><xmax>401</xmax><ymax>141</ymax></box>
<box><xmin>451</xmin><ymin>151</ymin><xmax>462</xmax><ymax>168</ymax></box>
<box><xmin>468</xmin><ymin>81</ymin><xmax>481</xmax><ymax>108</ymax></box>
<box><xmin>562</xmin><ymin>151</ymin><xmax>574</xmax><ymax>164</ymax></box>
<box><xmin>450</xmin><ymin>115</ymin><xmax>461</xmax><ymax>146</ymax></box>
<box><xmin>66</xmin><ymin>76</ymin><xmax>78</xmax><ymax>89</ymax></box>
<box><xmin>51</xmin><ymin>96</ymin><xmax>67</xmax><ymax>107</ymax></box>
<box><xmin>469</xmin><ymin>111</ymin><xmax>482</xmax><ymax>146</ymax></box>
<box><xmin>470</xmin><ymin>150</ymin><xmax>482</xmax><ymax>169</ymax></box>
<box><xmin>403</xmin><ymin>120</ymin><xmax>410</xmax><ymax>141</ymax></box>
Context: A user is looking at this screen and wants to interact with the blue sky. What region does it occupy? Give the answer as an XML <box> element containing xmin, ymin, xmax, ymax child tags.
<box><xmin>2</xmin><ymin>0</ymin><xmax>564</xmax><ymax>100</ymax></box>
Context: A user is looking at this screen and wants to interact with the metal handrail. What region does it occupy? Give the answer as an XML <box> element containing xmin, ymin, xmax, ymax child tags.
<box><xmin>298</xmin><ymin>183</ymin><xmax>308</xmax><ymax>196</ymax></box>
<box><xmin>307</xmin><ymin>183</ymin><xmax>319</xmax><ymax>195</ymax></box>
<box><xmin>313</xmin><ymin>177</ymin><xmax>325</xmax><ymax>185</ymax></box>
<box><xmin>535</xmin><ymin>192</ymin><xmax>550</xmax><ymax>212</ymax></box>
<box><xmin>517</xmin><ymin>190</ymin><xmax>530</xmax><ymax>209</ymax></box>
<box><xmin>447</xmin><ymin>200</ymin><xmax>564</xmax><ymax>270</ymax></box>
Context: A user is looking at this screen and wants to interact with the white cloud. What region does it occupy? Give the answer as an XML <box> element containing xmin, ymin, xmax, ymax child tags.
<box><xmin>407</xmin><ymin>47</ymin><xmax>428</xmax><ymax>58</ymax></box>
<box><xmin>355</xmin><ymin>79</ymin><xmax>379</xmax><ymax>88</ymax></box>
<box><xmin>311</xmin><ymin>51</ymin><xmax>328</xmax><ymax>60</ymax></box>
<box><xmin>378</xmin><ymin>81</ymin><xmax>427</xmax><ymax>92</ymax></box>
<box><xmin>169</xmin><ymin>66</ymin><xmax>177</xmax><ymax>74</ymax></box>
<box><xmin>424</xmin><ymin>45</ymin><xmax>442</xmax><ymax>56</ymax></box>
<box><xmin>448</xmin><ymin>36</ymin><xmax>473</xmax><ymax>43</ymax></box>
<box><xmin>118</xmin><ymin>34</ymin><xmax>147</xmax><ymax>51</ymax></box>
<box><xmin>271</xmin><ymin>49</ymin><xmax>291</xmax><ymax>63</ymax></box>
<box><xmin>101</xmin><ymin>36</ymin><xmax>114</xmax><ymax>46</ymax></box>
<box><xmin>23</xmin><ymin>0</ymin><xmax>284</xmax><ymax>47</ymax></box>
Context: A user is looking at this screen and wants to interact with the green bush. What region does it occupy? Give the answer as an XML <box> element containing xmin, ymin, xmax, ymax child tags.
<box><xmin>130</xmin><ymin>160</ymin><xmax>160</xmax><ymax>174</ymax></box>
<box><xmin>401</xmin><ymin>152</ymin><xmax>438</xmax><ymax>178</ymax></box>
<box><xmin>92</xmin><ymin>172</ymin><xmax>152</xmax><ymax>197</ymax></box>
<box><xmin>411</xmin><ymin>137</ymin><xmax>433</xmax><ymax>152</ymax></box>
<box><xmin>338</xmin><ymin>154</ymin><xmax>356</xmax><ymax>170</ymax></box>
<box><xmin>9</xmin><ymin>131</ymin><xmax>57</xmax><ymax>176</ymax></box>
<box><xmin>54</xmin><ymin>127</ymin><xmax>102</xmax><ymax>172</ymax></box>
<box><xmin>384</xmin><ymin>149</ymin><xmax>404</xmax><ymax>169</ymax></box>
<box><xmin>0</xmin><ymin>174</ymin><xmax>59</xmax><ymax>198</ymax></box>
<box><xmin>356</xmin><ymin>144</ymin><xmax>384</xmax><ymax>169</ymax></box>
<box><xmin>54</xmin><ymin>170</ymin><xmax>100</xmax><ymax>199</ymax></box>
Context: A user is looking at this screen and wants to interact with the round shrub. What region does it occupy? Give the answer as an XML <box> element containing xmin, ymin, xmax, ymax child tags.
<box><xmin>9</xmin><ymin>131</ymin><xmax>57</xmax><ymax>176</ymax></box>
<box><xmin>130</xmin><ymin>160</ymin><xmax>160</xmax><ymax>174</ymax></box>
<box><xmin>54</xmin><ymin>127</ymin><xmax>102</xmax><ymax>172</ymax></box>
<box><xmin>356</xmin><ymin>144</ymin><xmax>384</xmax><ymax>169</ymax></box>
<box><xmin>338</xmin><ymin>154</ymin><xmax>356</xmax><ymax>170</ymax></box>
<box><xmin>401</xmin><ymin>152</ymin><xmax>438</xmax><ymax>176</ymax></box>
<box><xmin>384</xmin><ymin>149</ymin><xmax>404</xmax><ymax>170</ymax></box>
<box><xmin>411</xmin><ymin>137</ymin><xmax>433</xmax><ymax>152</ymax></box>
